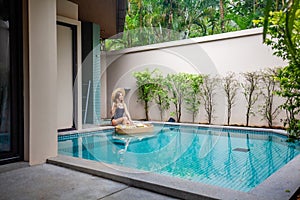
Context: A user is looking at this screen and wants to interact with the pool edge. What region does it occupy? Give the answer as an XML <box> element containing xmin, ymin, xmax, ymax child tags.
<box><xmin>249</xmin><ymin>153</ymin><xmax>300</xmax><ymax>199</ymax></box>
<box><xmin>47</xmin><ymin>155</ymin><xmax>265</xmax><ymax>200</ymax></box>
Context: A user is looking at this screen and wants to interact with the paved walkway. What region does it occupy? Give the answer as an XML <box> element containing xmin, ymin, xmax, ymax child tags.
<box><xmin>0</xmin><ymin>162</ymin><xmax>179</xmax><ymax>200</ymax></box>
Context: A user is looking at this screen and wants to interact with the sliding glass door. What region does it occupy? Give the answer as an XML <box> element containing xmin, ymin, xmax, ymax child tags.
<box><xmin>0</xmin><ymin>0</ymin><xmax>23</xmax><ymax>164</ymax></box>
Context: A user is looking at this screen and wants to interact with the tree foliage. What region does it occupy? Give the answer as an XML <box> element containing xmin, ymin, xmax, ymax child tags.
<box><xmin>241</xmin><ymin>71</ymin><xmax>260</xmax><ymax>127</ymax></box>
<box><xmin>153</xmin><ymin>71</ymin><xmax>170</xmax><ymax>121</ymax></box>
<box><xmin>133</xmin><ymin>68</ymin><xmax>159</xmax><ymax>120</ymax></box>
<box><xmin>259</xmin><ymin>68</ymin><xmax>281</xmax><ymax>127</ymax></box>
<box><xmin>105</xmin><ymin>0</ymin><xmax>271</xmax><ymax>50</ymax></box>
<box><xmin>201</xmin><ymin>75</ymin><xmax>219</xmax><ymax>124</ymax></box>
<box><xmin>277</xmin><ymin>65</ymin><xmax>300</xmax><ymax>137</ymax></box>
<box><xmin>222</xmin><ymin>72</ymin><xmax>239</xmax><ymax>125</ymax></box>
<box><xmin>256</xmin><ymin>0</ymin><xmax>300</xmax><ymax>137</ymax></box>
<box><xmin>184</xmin><ymin>74</ymin><xmax>203</xmax><ymax>123</ymax></box>
<box><xmin>132</xmin><ymin>68</ymin><xmax>292</xmax><ymax>129</ymax></box>
<box><xmin>166</xmin><ymin>73</ymin><xmax>191</xmax><ymax>122</ymax></box>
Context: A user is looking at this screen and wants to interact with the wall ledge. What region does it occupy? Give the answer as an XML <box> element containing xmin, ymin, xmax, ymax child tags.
<box><xmin>105</xmin><ymin>27</ymin><xmax>263</xmax><ymax>56</ymax></box>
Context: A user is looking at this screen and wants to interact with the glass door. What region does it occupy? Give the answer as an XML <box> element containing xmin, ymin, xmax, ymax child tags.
<box><xmin>0</xmin><ymin>0</ymin><xmax>23</xmax><ymax>164</ymax></box>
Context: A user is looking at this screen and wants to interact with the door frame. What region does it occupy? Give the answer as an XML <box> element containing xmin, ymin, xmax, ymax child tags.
<box><xmin>57</xmin><ymin>22</ymin><xmax>77</xmax><ymax>132</ymax></box>
<box><xmin>57</xmin><ymin>16</ymin><xmax>82</xmax><ymax>131</ymax></box>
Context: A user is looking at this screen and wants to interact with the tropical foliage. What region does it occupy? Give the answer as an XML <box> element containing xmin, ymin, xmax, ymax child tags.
<box><xmin>133</xmin><ymin>70</ymin><xmax>204</xmax><ymax>122</ymax></box>
<box><xmin>184</xmin><ymin>74</ymin><xmax>203</xmax><ymax>123</ymax></box>
<box><xmin>256</xmin><ymin>0</ymin><xmax>300</xmax><ymax>137</ymax></box>
<box><xmin>105</xmin><ymin>0</ymin><xmax>282</xmax><ymax>50</ymax></box>
<box><xmin>133</xmin><ymin>69</ymin><xmax>159</xmax><ymax>121</ymax></box>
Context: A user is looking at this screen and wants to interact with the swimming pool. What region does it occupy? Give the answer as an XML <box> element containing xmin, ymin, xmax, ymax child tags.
<box><xmin>58</xmin><ymin>124</ymin><xmax>300</xmax><ymax>192</ymax></box>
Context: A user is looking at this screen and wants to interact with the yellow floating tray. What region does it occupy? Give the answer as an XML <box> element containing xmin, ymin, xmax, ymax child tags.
<box><xmin>115</xmin><ymin>123</ymin><xmax>154</xmax><ymax>134</ymax></box>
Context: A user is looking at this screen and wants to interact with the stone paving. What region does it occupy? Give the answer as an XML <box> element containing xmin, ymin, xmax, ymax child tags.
<box><xmin>0</xmin><ymin>162</ymin><xmax>178</xmax><ymax>200</ymax></box>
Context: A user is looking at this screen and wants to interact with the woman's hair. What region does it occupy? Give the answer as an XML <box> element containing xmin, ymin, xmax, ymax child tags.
<box><xmin>114</xmin><ymin>91</ymin><xmax>123</xmax><ymax>102</ymax></box>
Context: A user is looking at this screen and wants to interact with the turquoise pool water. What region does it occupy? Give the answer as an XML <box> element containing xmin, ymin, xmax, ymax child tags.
<box><xmin>58</xmin><ymin>124</ymin><xmax>300</xmax><ymax>192</ymax></box>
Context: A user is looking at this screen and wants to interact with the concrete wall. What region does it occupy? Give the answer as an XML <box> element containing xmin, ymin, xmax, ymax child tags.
<box><xmin>105</xmin><ymin>28</ymin><xmax>288</xmax><ymax>127</ymax></box>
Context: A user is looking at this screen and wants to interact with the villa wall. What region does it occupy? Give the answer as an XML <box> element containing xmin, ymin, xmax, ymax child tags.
<box><xmin>25</xmin><ymin>0</ymin><xmax>81</xmax><ymax>165</ymax></box>
<box><xmin>105</xmin><ymin>28</ymin><xmax>288</xmax><ymax>127</ymax></box>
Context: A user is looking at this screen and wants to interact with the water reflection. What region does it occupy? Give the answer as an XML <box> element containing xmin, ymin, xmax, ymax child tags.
<box><xmin>225</xmin><ymin>132</ymin><xmax>236</xmax><ymax>179</ymax></box>
<box><xmin>265</xmin><ymin>136</ymin><xmax>274</xmax><ymax>177</ymax></box>
<box><xmin>244</xmin><ymin>134</ymin><xmax>258</xmax><ymax>188</ymax></box>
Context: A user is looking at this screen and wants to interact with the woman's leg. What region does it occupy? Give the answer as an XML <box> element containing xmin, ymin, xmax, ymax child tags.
<box><xmin>112</xmin><ymin>117</ymin><xmax>128</xmax><ymax>126</ymax></box>
<box><xmin>122</xmin><ymin>117</ymin><xmax>129</xmax><ymax>125</ymax></box>
<box><xmin>123</xmin><ymin>117</ymin><xmax>132</xmax><ymax>125</ymax></box>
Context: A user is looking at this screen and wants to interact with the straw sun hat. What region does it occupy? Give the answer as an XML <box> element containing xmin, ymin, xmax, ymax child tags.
<box><xmin>111</xmin><ymin>88</ymin><xmax>126</xmax><ymax>102</ymax></box>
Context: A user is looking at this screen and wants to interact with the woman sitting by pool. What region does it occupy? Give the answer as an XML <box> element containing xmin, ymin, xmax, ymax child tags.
<box><xmin>111</xmin><ymin>88</ymin><xmax>133</xmax><ymax>126</ymax></box>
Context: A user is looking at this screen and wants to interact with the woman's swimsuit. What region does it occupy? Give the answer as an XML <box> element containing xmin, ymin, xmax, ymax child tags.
<box><xmin>112</xmin><ymin>107</ymin><xmax>125</xmax><ymax>120</ymax></box>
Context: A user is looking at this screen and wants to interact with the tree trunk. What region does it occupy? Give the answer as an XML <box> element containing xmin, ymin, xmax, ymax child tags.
<box><xmin>268</xmin><ymin>99</ymin><xmax>273</xmax><ymax>127</ymax></box>
<box><xmin>178</xmin><ymin>103</ymin><xmax>181</xmax><ymax>122</ymax></box>
<box><xmin>175</xmin><ymin>103</ymin><xmax>179</xmax><ymax>122</ymax></box>
<box><xmin>192</xmin><ymin>112</ymin><xmax>195</xmax><ymax>123</ymax></box>
<box><xmin>208</xmin><ymin>104</ymin><xmax>212</xmax><ymax>124</ymax></box>
<box><xmin>246</xmin><ymin>107</ymin><xmax>250</xmax><ymax>126</ymax></box>
<box><xmin>220</xmin><ymin>0</ymin><xmax>225</xmax><ymax>32</ymax></box>
<box><xmin>227</xmin><ymin>105</ymin><xmax>231</xmax><ymax>125</ymax></box>
<box><xmin>138</xmin><ymin>0</ymin><xmax>143</xmax><ymax>28</ymax></box>
<box><xmin>145</xmin><ymin>101</ymin><xmax>149</xmax><ymax>121</ymax></box>
<box><xmin>246</xmin><ymin>88</ymin><xmax>254</xmax><ymax>126</ymax></box>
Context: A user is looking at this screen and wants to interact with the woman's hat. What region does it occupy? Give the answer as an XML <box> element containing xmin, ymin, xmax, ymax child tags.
<box><xmin>111</xmin><ymin>88</ymin><xmax>126</xmax><ymax>102</ymax></box>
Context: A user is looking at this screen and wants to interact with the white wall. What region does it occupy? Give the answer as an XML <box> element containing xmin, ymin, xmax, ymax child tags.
<box><xmin>105</xmin><ymin>28</ymin><xmax>288</xmax><ymax>127</ymax></box>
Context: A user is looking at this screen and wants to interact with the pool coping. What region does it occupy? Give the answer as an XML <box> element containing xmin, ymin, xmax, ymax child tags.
<box><xmin>58</xmin><ymin>121</ymin><xmax>288</xmax><ymax>137</ymax></box>
<box><xmin>55</xmin><ymin>123</ymin><xmax>299</xmax><ymax>200</ymax></box>
<box><xmin>47</xmin><ymin>154</ymin><xmax>300</xmax><ymax>200</ymax></box>
<box><xmin>150</xmin><ymin>121</ymin><xmax>288</xmax><ymax>136</ymax></box>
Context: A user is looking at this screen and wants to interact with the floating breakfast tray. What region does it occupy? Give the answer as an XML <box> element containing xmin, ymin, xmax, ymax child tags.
<box><xmin>115</xmin><ymin>123</ymin><xmax>154</xmax><ymax>134</ymax></box>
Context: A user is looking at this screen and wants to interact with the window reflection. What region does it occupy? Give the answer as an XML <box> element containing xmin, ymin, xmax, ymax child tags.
<box><xmin>0</xmin><ymin>0</ymin><xmax>11</xmax><ymax>152</ymax></box>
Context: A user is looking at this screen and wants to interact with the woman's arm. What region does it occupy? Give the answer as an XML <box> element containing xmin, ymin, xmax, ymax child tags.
<box><xmin>124</xmin><ymin>103</ymin><xmax>132</xmax><ymax>121</ymax></box>
<box><xmin>111</xmin><ymin>103</ymin><xmax>116</xmax><ymax>116</ymax></box>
